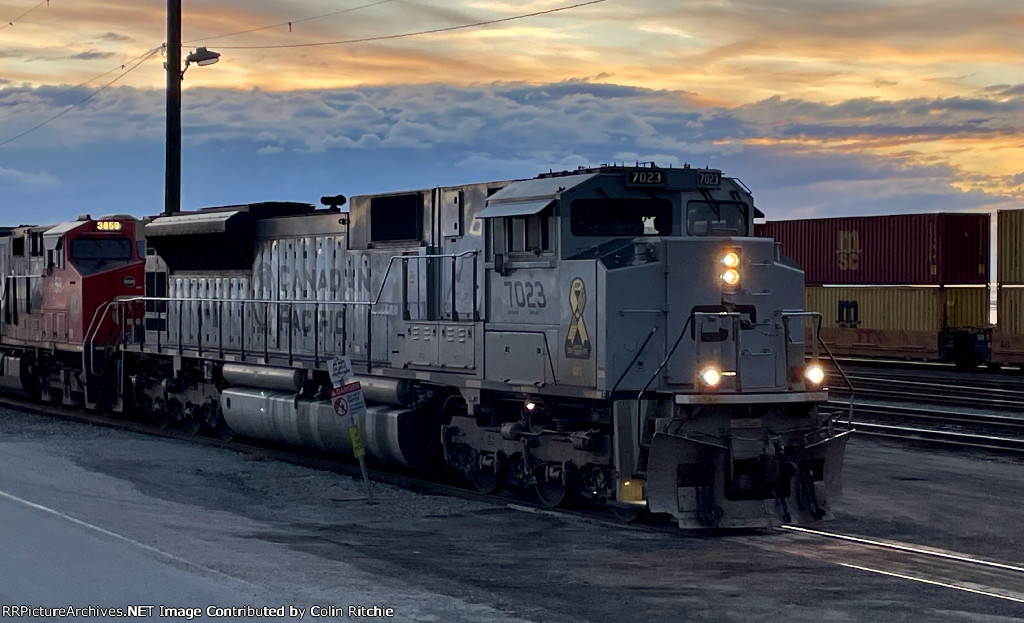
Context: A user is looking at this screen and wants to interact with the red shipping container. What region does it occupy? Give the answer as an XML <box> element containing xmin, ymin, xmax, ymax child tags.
<box><xmin>756</xmin><ymin>213</ymin><xmax>990</xmax><ymax>286</ymax></box>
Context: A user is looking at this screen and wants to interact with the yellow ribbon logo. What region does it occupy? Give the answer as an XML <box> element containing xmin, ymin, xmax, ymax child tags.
<box><xmin>564</xmin><ymin>277</ymin><xmax>591</xmax><ymax>359</ymax></box>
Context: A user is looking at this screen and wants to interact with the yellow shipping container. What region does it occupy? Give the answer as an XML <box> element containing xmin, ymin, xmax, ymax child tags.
<box><xmin>998</xmin><ymin>209</ymin><xmax>1024</xmax><ymax>285</ymax></box>
<box><xmin>806</xmin><ymin>286</ymin><xmax>988</xmax><ymax>331</ymax></box>
<box><xmin>997</xmin><ymin>286</ymin><xmax>1024</xmax><ymax>334</ymax></box>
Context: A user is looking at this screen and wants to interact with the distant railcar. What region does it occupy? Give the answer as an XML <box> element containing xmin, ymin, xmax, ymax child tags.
<box><xmin>756</xmin><ymin>213</ymin><xmax>990</xmax><ymax>286</ymax></box>
<box><xmin>759</xmin><ymin>213</ymin><xmax>993</xmax><ymax>367</ymax></box>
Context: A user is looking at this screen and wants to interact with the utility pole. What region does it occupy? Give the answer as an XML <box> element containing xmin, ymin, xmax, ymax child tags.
<box><xmin>164</xmin><ymin>0</ymin><xmax>182</xmax><ymax>215</ymax></box>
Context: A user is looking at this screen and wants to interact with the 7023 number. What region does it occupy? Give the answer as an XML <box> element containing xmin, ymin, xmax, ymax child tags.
<box><xmin>628</xmin><ymin>170</ymin><xmax>664</xmax><ymax>185</ymax></box>
<box><xmin>504</xmin><ymin>280</ymin><xmax>547</xmax><ymax>309</ymax></box>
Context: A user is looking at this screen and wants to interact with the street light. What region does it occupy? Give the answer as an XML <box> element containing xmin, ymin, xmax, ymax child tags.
<box><xmin>184</xmin><ymin>47</ymin><xmax>221</xmax><ymax>72</ymax></box>
<box><xmin>165</xmin><ymin>0</ymin><xmax>220</xmax><ymax>215</ymax></box>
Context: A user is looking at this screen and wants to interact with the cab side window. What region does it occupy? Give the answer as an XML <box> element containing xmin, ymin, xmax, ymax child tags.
<box><xmin>505</xmin><ymin>208</ymin><xmax>552</xmax><ymax>256</ymax></box>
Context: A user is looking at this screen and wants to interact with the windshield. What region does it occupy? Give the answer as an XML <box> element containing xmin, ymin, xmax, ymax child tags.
<box><xmin>69</xmin><ymin>236</ymin><xmax>133</xmax><ymax>275</ymax></box>
<box><xmin>686</xmin><ymin>201</ymin><xmax>749</xmax><ymax>236</ymax></box>
<box><xmin>570</xmin><ymin>198</ymin><xmax>672</xmax><ymax>237</ymax></box>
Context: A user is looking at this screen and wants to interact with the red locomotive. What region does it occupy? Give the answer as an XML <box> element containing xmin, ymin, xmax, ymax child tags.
<box><xmin>0</xmin><ymin>215</ymin><xmax>144</xmax><ymax>407</ymax></box>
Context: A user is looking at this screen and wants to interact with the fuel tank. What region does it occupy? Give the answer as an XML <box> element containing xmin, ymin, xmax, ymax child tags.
<box><xmin>220</xmin><ymin>388</ymin><xmax>439</xmax><ymax>468</ymax></box>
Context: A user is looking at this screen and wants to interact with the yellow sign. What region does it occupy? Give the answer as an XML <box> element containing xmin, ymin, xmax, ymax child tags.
<box><xmin>96</xmin><ymin>221</ymin><xmax>123</xmax><ymax>232</ymax></box>
<box><xmin>348</xmin><ymin>426</ymin><xmax>365</xmax><ymax>459</ymax></box>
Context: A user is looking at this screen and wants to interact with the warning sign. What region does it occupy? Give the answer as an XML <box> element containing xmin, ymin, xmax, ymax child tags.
<box><xmin>348</xmin><ymin>426</ymin><xmax>366</xmax><ymax>459</ymax></box>
<box><xmin>328</xmin><ymin>355</ymin><xmax>355</xmax><ymax>387</ymax></box>
<box><xmin>330</xmin><ymin>381</ymin><xmax>366</xmax><ymax>418</ymax></box>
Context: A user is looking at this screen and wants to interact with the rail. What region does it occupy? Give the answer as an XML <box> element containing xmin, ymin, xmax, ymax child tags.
<box><xmin>835</xmin><ymin>401</ymin><xmax>1024</xmax><ymax>453</ymax></box>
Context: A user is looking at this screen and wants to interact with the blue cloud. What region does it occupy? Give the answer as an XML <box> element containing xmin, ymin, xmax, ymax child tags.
<box><xmin>0</xmin><ymin>80</ymin><xmax>1019</xmax><ymax>224</ymax></box>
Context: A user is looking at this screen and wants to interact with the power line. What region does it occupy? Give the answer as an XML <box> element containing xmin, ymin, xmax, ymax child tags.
<box><xmin>0</xmin><ymin>0</ymin><xmax>48</xmax><ymax>31</ymax></box>
<box><xmin>47</xmin><ymin>47</ymin><xmax>163</xmax><ymax>99</ymax></box>
<box><xmin>216</xmin><ymin>0</ymin><xmax>608</xmax><ymax>50</ymax></box>
<box><xmin>0</xmin><ymin>0</ymin><xmax>609</xmax><ymax>147</ymax></box>
<box><xmin>0</xmin><ymin>47</ymin><xmax>161</xmax><ymax>149</ymax></box>
<box><xmin>185</xmin><ymin>0</ymin><xmax>400</xmax><ymax>44</ymax></box>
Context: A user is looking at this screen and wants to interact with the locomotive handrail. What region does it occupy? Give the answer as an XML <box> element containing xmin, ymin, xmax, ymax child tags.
<box><xmin>609</xmin><ymin>325</ymin><xmax>658</xmax><ymax>394</ymax></box>
<box><xmin>780</xmin><ymin>310</ymin><xmax>854</xmax><ymax>427</ymax></box>
<box><xmin>114</xmin><ymin>248</ymin><xmax>481</xmax><ymax>309</ymax></box>
<box><xmin>636</xmin><ymin>315</ymin><xmax>694</xmax><ymax>449</ymax></box>
<box><xmin>115</xmin><ymin>249</ymin><xmax>482</xmax><ymax>369</ymax></box>
<box><xmin>386</xmin><ymin>250</ymin><xmax>480</xmax><ymax>322</ymax></box>
<box><xmin>83</xmin><ymin>297</ymin><xmax>131</xmax><ymax>376</ymax></box>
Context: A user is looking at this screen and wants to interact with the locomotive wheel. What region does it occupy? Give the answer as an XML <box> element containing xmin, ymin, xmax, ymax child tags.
<box><xmin>535</xmin><ymin>478</ymin><xmax>572</xmax><ymax>508</ymax></box>
<box><xmin>609</xmin><ymin>505</ymin><xmax>647</xmax><ymax>523</ymax></box>
<box><xmin>466</xmin><ymin>469</ymin><xmax>502</xmax><ymax>495</ymax></box>
<box><xmin>184</xmin><ymin>406</ymin><xmax>202</xmax><ymax>436</ymax></box>
<box><xmin>154</xmin><ymin>406</ymin><xmax>170</xmax><ymax>430</ymax></box>
<box><xmin>218</xmin><ymin>418</ymin><xmax>235</xmax><ymax>442</ymax></box>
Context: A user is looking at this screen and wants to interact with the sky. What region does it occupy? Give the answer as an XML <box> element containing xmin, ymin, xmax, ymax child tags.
<box><xmin>1</xmin><ymin>0</ymin><xmax>1023</xmax><ymax>226</ymax></box>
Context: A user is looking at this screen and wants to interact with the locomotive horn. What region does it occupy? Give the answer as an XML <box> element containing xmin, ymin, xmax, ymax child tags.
<box><xmin>320</xmin><ymin>194</ymin><xmax>347</xmax><ymax>210</ymax></box>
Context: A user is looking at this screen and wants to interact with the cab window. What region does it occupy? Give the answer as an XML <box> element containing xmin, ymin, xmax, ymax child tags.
<box><xmin>686</xmin><ymin>201</ymin><xmax>749</xmax><ymax>236</ymax></box>
<box><xmin>69</xmin><ymin>236</ymin><xmax>133</xmax><ymax>275</ymax></box>
<box><xmin>570</xmin><ymin>198</ymin><xmax>672</xmax><ymax>237</ymax></box>
<box><xmin>506</xmin><ymin>208</ymin><xmax>552</xmax><ymax>255</ymax></box>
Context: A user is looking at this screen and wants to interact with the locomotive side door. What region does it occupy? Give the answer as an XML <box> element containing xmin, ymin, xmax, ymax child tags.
<box><xmin>482</xmin><ymin>205</ymin><xmax>561</xmax><ymax>385</ymax></box>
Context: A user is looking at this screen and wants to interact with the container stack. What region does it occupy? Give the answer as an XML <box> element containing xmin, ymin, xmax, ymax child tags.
<box><xmin>758</xmin><ymin>213</ymin><xmax>990</xmax><ymax>362</ymax></box>
<box><xmin>994</xmin><ymin>209</ymin><xmax>1024</xmax><ymax>365</ymax></box>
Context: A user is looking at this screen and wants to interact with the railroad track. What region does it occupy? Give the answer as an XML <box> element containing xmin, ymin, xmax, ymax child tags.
<box><xmin>5</xmin><ymin>393</ymin><xmax>1024</xmax><ymax>608</ymax></box>
<box><xmin>763</xmin><ymin>526</ymin><xmax>1024</xmax><ymax>606</ymax></box>
<box><xmin>828</xmin><ymin>400</ymin><xmax>1024</xmax><ymax>453</ymax></box>
<box><xmin>828</xmin><ymin>368</ymin><xmax>1024</xmax><ymax>411</ymax></box>
<box><xmin>818</xmin><ymin>360</ymin><xmax>1024</xmax><ymax>451</ymax></box>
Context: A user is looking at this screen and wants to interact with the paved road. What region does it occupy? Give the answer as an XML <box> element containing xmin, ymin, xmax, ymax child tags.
<box><xmin>0</xmin><ymin>489</ymin><xmax>267</xmax><ymax>610</ymax></box>
<box><xmin>0</xmin><ymin>407</ymin><xmax>1022</xmax><ymax>622</ymax></box>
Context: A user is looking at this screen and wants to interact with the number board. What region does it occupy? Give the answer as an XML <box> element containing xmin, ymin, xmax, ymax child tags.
<box><xmin>696</xmin><ymin>170</ymin><xmax>722</xmax><ymax>187</ymax></box>
<box><xmin>627</xmin><ymin>169</ymin><xmax>666</xmax><ymax>186</ymax></box>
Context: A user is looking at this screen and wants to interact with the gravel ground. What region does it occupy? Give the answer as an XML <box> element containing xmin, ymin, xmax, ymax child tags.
<box><xmin>1</xmin><ymin>407</ymin><xmax>1022</xmax><ymax>622</ymax></box>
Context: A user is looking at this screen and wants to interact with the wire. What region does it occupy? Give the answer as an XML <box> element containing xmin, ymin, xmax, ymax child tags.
<box><xmin>0</xmin><ymin>47</ymin><xmax>161</xmax><ymax>149</ymax></box>
<box><xmin>185</xmin><ymin>0</ymin><xmax>400</xmax><ymax>44</ymax></box>
<box><xmin>0</xmin><ymin>0</ymin><xmax>609</xmax><ymax>147</ymax></box>
<box><xmin>216</xmin><ymin>0</ymin><xmax>608</xmax><ymax>50</ymax></box>
<box><xmin>0</xmin><ymin>0</ymin><xmax>48</xmax><ymax>31</ymax></box>
<box><xmin>46</xmin><ymin>46</ymin><xmax>163</xmax><ymax>100</ymax></box>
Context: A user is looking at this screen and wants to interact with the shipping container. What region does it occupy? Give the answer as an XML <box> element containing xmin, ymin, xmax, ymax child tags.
<box><xmin>757</xmin><ymin>213</ymin><xmax>990</xmax><ymax>286</ymax></box>
<box><xmin>996</xmin><ymin>285</ymin><xmax>1024</xmax><ymax>334</ymax></box>
<box><xmin>997</xmin><ymin>209</ymin><xmax>1024</xmax><ymax>284</ymax></box>
<box><xmin>806</xmin><ymin>286</ymin><xmax>989</xmax><ymax>360</ymax></box>
<box><xmin>807</xmin><ymin>286</ymin><xmax>988</xmax><ymax>331</ymax></box>
<box><xmin>993</xmin><ymin>286</ymin><xmax>1024</xmax><ymax>365</ymax></box>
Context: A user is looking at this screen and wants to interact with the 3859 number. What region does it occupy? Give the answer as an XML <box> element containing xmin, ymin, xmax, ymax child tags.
<box><xmin>504</xmin><ymin>280</ymin><xmax>547</xmax><ymax>309</ymax></box>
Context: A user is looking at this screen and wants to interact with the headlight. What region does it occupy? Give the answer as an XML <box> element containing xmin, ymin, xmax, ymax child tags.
<box><xmin>721</xmin><ymin>268</ymin><xmax>740</xmax><ymax>286</ymax></box>
<box><xmin>804</xmin><ymin>363</ymin><xmax>825</xmax><ymax>385</ymax></box>
<box><xmin>700</xmin><ymin>366</ymin><xmax>722</xmax><ymax>387</ymax></box>
<box><xmin>721</xmin><ymin>251</ymin><xmax>740</xmax><ymax>268</ymax></box>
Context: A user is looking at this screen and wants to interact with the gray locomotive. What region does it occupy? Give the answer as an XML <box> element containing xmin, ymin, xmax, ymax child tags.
<box><xmin>117</xmin><ymin>164</ymin><xmax>849</xmax><ymax>529</ymax></box>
